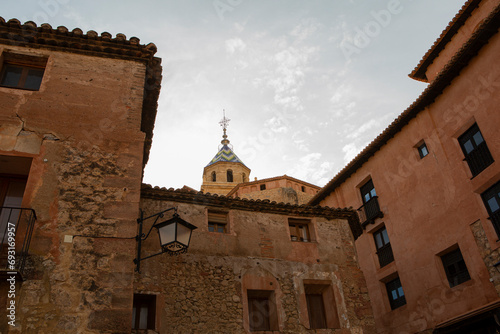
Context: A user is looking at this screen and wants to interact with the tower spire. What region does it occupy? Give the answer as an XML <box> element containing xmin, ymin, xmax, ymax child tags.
<box><xmin>219</xmin><ymin>109</ymin><xmax>231</xmax><ymax>145</ymax></box>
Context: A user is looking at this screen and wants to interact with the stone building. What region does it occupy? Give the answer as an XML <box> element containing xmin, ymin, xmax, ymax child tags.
<box><xmin>309</xmin><ymin>1</ymin><xmax>500</xmax><ymax>333</ymax></box>
<box><xmin>136</xmin><ymin>184</ymin><xmax>374</xmax><ymax>333</ymax></box>
<box><xmin>0</xmin><ymin>17</ymin><xmax>161</xmax><ymax>333</ymax></box>
<box><xmin>226</xmin><ymin>175</ymin><xmax>320</xmax><ymax>205</ymax></box>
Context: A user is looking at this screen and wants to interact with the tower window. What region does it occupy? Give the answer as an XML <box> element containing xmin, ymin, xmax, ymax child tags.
<box><xmin>260</xmin><ymin>184</ymin><xmax>266</xmax><ymax>191</ymax></box>
<box><xmin>211</xmin><ymin>171</ymin><xmax>216</xmax><ymax>182</ymax></box>
<box><xmin>227</xmin><ymin>170</ymin><xmax>233</xmax><ymax>182</ymax></box>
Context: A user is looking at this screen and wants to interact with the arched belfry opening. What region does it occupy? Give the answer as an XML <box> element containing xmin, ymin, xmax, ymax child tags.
<box><xmin>227</xmin><ymin>170</ymin><xmax>233</xmax><ymax>182</ymax></box>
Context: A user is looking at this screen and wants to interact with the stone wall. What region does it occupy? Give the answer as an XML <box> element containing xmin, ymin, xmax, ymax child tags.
<box><xmin>235</xmin><ymin>187</ymin><xmax>315</xmax><ymax>205</ymax></box>
<box><xmin>0</xmin><ymin>43</ymin><xmax>157</xmax><ymax>333</ymax></box>
<box><xmin>136</xmin><ymin>191</ymin><xmax>375</xmax><ymax>333</ymax></box>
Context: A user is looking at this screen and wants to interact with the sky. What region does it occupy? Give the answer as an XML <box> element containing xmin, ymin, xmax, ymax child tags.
<box><xmin>2</xmin><ymin>0</ymin><xmax>467</xmax><ymax>189</ymax></box>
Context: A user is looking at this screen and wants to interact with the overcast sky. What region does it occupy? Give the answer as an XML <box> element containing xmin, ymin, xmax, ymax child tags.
<box><xmin>2</xmin><ymin>0</ymin><xmax>466</xmax><ymax>189</ymax></box>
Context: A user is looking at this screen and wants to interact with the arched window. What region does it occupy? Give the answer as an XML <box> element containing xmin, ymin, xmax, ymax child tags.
<box><xmin>211</xmin><ymin>171</ymin><xmax>216</xmax><ymax>182</ymax></box>
<box><xmin>227</xmin><ymin>170</ymin><xmax>233</xmax><ymax>182</ymax></box>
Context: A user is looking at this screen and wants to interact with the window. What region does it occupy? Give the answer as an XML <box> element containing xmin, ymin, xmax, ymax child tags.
<box><xmin>132</xmin><ymin>294</ymin><xmax>156</xmax><ymax>330</ymax></box>
<box><xmin>373</xmin><ymin>227</ymin><xmax>394</xmax><ymax>267</ymax></box>
<box><xmin>386</xmin><ymin>277</ymin><xmax>406</xmax><ymax>310</ymax></box>
<box><xmin>247</xmin><ymin>290</ymin><xmax>277</xmax><ymax>331</ymax></box>
<box><xmin>207</xmin><ymin>211</ymin><xmax>227</xmax><ymax>233</ymax></box>
<box><xmin>227</xmin><ymin>170</ymin><xmax>233</xmax><ymax>182</ymax></box>
<box><xmin>301</xmin><ymin>186</ymin><xmax>306</xmax><ymax>192</ymax></box>
<box><xmin>358</xmin><ymin>179</ymin><xmax>383</xmax><ymax>226</ymax></box>
<box><xmin>304</xmin><ymin>283</ymin><xmax>339</xmax><ymax>329</ymax></box>
<box><xmin>211</xmin><ymin>171</ymin><xmax>216</xmax><ymax>182</ymax></box>
<box><xmin>0</xmin><ymin>52</ymin><xmax>47</xmax><ymax>91</ymax></box>
<box><xmin>441</xmin><ymin>248</ymin><xmax>471</xmax><ymax>288</ymax></box>
<box><xmin>260</xmin><ymin>184</ymin><xmax>266</xmax><ymax>191</ymax></box>
<box><xmin>482</xmin><ymin>181</ymin><xmax>500</xmax><ymax>237</ymax></box>
<box><xmin>289</xmin><ymin>219</ymin><xmax>310</xmax><ymax>242</ymax></box>
<box><xmin>418</xmin><ymin>142</ymin><xmax>429</xmax><ymax>159</ymax></box>
<box><xmin>458</xmin><ymin>123</ymin><xmax>494</xmax><ymax>177</ymax></box>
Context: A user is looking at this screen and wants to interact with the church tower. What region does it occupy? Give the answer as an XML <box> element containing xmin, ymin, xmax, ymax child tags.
<box><xmin>201</xmin><ymin>113</ymin><xmax>250</xmax><ymax>195</ymax></box>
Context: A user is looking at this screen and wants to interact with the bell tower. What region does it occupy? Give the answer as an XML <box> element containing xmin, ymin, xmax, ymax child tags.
<box><xmin>201</xmin><ymin>111</ymin><xmax>250</xmax><ymax>195</ymax></box>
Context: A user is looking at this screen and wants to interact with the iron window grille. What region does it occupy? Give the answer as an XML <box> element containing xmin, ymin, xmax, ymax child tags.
<box><xmin>374</xmin><ymin>227</ymin><xmax>394</xmax><ymax>267</ymax></box>
<box><xmin>386</xmin><ymin>277</ymin><xmax>406</xmax><ymax>310</ymax></box>
<box><xmin>358</xmin><ymin>180</ymin><xmax>383</xmax><ymax>227</ymax></box>
<box><xmin>441</xmin><ymin>248</ymin><xmax>471</xmax><ymax>288</ymax></box>
<box><xmin>458</xmin><ymin>123</ymin><xmax>494</xmax><ymax>177</ymax></box>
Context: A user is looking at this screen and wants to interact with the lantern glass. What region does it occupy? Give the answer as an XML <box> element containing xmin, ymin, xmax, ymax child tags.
<box><xmin>177</xmin><ymin>223</ymin><xmax>192</xmax><ymax>246</ymax></box>
<box><xmin>158</xmin><ymin>221</ymin><xmax>176</xmax><ymax>247</ymax></box>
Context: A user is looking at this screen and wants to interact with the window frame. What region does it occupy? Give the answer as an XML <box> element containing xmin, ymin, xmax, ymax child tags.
<box><xmin>458</xmin><ymin>123</ymin><xmax>494</xmax><ymax>177</ymax></box>
<box><xmin>440</xmin><ymin>248</ymin><xmax>471</xmax><ymax>288</ymax></box>
<box><xmin>207</xmin><ymin>210</ymin><xmax>228</xmax><ymax>233</ymax></box>
<box><xmin>0</xmin><ymin>52</ymin><xmax>48</xmax><ymax>91</ymax></box>
<box><xmin>227</xmin><ymin>169</ymin><xmax>233</xmax><ymax>182</ymax></box>
<box><xmin>288</xmin><ymin>219</ymin><xmax>311</xmax><ymax>242</ymax></box>
<box><xmin>417</xmin><ymin>142</ymin><xmax>429</xmax><ymax>159</ymax></box>
<box><xmin>132</xmin><ymin>294</ymin><xmax>156</xmax><ymax>330</ymax></box>
<box><xmin>303</xmin><ymin>282</ymin><xmax>340</xmax><ymax>329</ymax></box>
<box><xmin>481</xmin><ymin>181</ymin><xmax>500</xmax><ymax>238</ymax></box>
<box><xmin>385</xmin><ymin>277</ymin><xmax>406</xmax><ymax>310</ymax></box>
<box><xmin>373</xmin><ymin>227</ymin><xmax>394</xmax><ymax>268</ymax></box>
<box><xmin>247</xmin><ymin>289</ymin><xmax>278</xmax><ymax>332</ymax></box>
<box><xmin>260</xmin><ymin>184</ymin><xmax>266</xmax><ymax>191</ymax></box>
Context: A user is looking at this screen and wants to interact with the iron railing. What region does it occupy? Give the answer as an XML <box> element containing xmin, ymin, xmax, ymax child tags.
<box><xmin>0</xmin><ymin>207</ymin><xmax>37</xmax><ymax>275</ymax></box>
<box><xmin>465</xmin><ymin>142</ymin><xmax>494</xmax><ymax>177</ymax></box>
<box><xmin>376</xmin><ymin>243</ymin><xmax>394</xmax><ymax>268</ymax></box>
<box><xmin>357</xmin><ymin>196</ymin><xmax>384</xmax><ymax>228</ymax></box>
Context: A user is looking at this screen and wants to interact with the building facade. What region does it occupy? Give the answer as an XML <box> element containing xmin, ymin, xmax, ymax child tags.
<box><xmin>136</xmin><ymin>185</ymin><xmax>374</xmax><ymax>333</ymax></box>
<box><xmin>0</xmin><ymin>17</ymin><xmax>161</xmax><ymax>333</ymax></box>
<box><xmin>310</xmin><ymin>1</ymin><xmax>500</xmax><ymax>333</ymax></box>
<box><xmin>226</xmin><ymin>175</ymin><xmax>321</xmax><ymax>205</ymax></box>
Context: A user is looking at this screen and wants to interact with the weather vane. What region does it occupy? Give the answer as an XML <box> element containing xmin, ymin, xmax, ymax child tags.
<box><xmin>219</xmin><ymin>109</ymin><xmax>231</xmax><ymax>145</ymax></box>
<box><xmin>219</xmin><ymin>109</ymin><xmax>230</xmax><ymax>131</ymax></box>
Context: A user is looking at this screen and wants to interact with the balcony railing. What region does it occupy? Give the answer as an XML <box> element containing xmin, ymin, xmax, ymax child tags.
<box><xmin>465</xmin><ymin>142</ymin><xmax>494</xmax><ymax>177</ymax></box>
<box><xmin>0</xmin><ymin>207</ymin><xmax>37</xmax><ymax>275</ymax></box>
<box><xmin>357</xmin><ymin>196</ymin><xmax>384</xmax><ymax>228</ymax></box>
<box><xmin>377</xmin><ymin>243</ymin><xmax>394</xmax><ymax>268</ymax></box>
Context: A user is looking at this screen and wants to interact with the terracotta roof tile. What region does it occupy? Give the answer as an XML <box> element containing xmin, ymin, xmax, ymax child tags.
<box><xmin>409</xmin><ymin>0</ymin><xmax>481</xmax><ymax>82</ymax></box>
<box><xmin>141</xmin><ymin>183</ymin><xmax>363</xmax><ymax>239</ymax></box>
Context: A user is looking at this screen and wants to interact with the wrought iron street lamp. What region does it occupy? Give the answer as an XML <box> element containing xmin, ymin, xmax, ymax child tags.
<box><xmin>134</xmin><ymin>207</ymin><xmax>197</xmax><ymax>273</ymax></box>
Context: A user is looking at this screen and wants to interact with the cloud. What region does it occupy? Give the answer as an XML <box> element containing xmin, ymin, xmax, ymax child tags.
<box><xmin>286</xmin><ymin>153</ymin><xmax>334</xmax><ymax>186</ymax></box>
<box><xmin>346</xmin><ymin>118</ymin><xmax>380</xmax><ymax>140</ymax></box>
<box><xmin>225</xmin><ymin>38</ymin><xmax>246</xmax><ymax>54</ymax></box>
<box><xmin>342</xmin><ymin>143</ymin><xmax>360</xmax><ymax>164</ymax></box>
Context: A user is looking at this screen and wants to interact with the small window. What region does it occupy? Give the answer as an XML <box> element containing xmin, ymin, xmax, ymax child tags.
<box><xmin>211</xmin><ymin>171</ymin><xmax>216</xmax><ymax>182</ymax></box>
<box><xmin>260</xmin><ymin>184</ymin><xmax>266</xmax><ymax>191</ymax></box>
<box><xmin>458</xmin><ymin>123</ymin><xmax>494</xmax><ymax>177</ymax></box>
<box><xmin>247</xmin><ymin>290</ymin><xmax>278</xmax><ymax>331</ymax></box>
<box><xmin>132</xmin><ymin>294</ymin><xmax>156</xmax><ymax>330</ymax></box>
<box><xmin>301</xmin><ymin>186</ymin><xmax>306</xmax><ymax>192</ymax></box>
<box><xmin>227</xmin><ymin>170</ymin><xmax>233</xmax><ymax>182</ymax></box>
<box><xmin>481</xmin><ymin>181</ymin><xmax>500</xmax><ymax>237</ymax></box>
<box><xmin>289</xmin><ymin>219</ymin><xmax>310</xmax><ymax>242</ymax></box>
<box><xmin>373</xmin><ymin>227</ymin><xmax>394</xmax><ymax>267</ymax></box>
<box><xmin>386</xmin><ymin>277</ymin><xmax>406</xmax><ymax>310</ymax></box>
<box><xmin>208</xmin><ymin>210</ymin><xmax>227</xmax><ymax>233</ymax></box>
<box><xmin>304</xmin><ymin>283</ymin><xmax>339</xmax><ymax>329</ymax></box>
<box><xmin>418</xmin><ymin>142</ymin><xmax>429</xmax><ymax>159</ymax></box>
<box><xmin>0</xmin><ymin>52</ymin><xmax>47</xmax><ymax>91</ymax></box>
<box><xmin>441</xmin><ymin>248</ymin><xmax>471</xmax><ymax>288</ymax></box>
